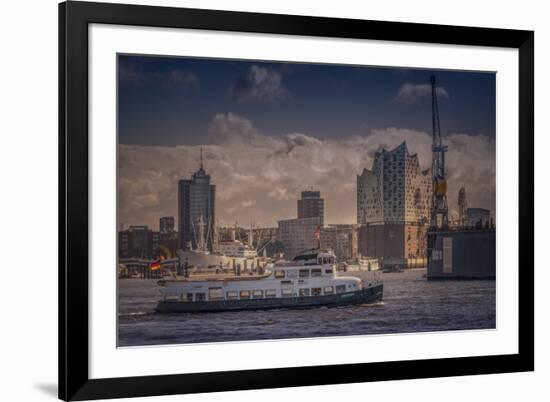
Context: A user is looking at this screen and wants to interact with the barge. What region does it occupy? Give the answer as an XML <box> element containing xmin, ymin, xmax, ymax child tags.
<box><xmin>427</xmin><ymin>227</ymin><xmax>495</xmax><ymax>279</ymax></box>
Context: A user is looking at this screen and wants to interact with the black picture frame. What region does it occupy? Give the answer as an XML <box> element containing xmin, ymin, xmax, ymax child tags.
<box><xmin>59</xmin><ymin>1</ymin><xmax>534</xmax><ymax>400</ymax></box>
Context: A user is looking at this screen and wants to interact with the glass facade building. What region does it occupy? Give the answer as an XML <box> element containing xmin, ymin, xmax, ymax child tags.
<box><xmin>178</xmin><ymin>165</ymin><xmax>216</xmax><ymax>251</ymax></box>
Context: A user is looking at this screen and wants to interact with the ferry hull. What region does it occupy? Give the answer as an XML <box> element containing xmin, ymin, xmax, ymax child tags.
<box><xmin>155</xmin><ymin>283</ymin><xmax>383</xmax><ymax>313</ymax></box>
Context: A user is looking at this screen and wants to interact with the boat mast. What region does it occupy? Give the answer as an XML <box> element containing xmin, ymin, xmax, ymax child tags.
<box><xmin>197</xmin><ymin>215</ymin><xmax>206</xmax><ymax>252</ymax></box>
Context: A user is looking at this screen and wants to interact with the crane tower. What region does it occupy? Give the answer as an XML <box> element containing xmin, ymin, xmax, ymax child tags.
<box><xmin>430</xmin><ymin>75</ymin><xmax>449</xmax><ymax>228</ymax></box>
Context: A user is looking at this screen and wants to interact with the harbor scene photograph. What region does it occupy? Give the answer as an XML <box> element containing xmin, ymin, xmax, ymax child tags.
<box><xmin>117</xmin><ymin>54</ymin><xmax>496</xmax><ymax>347</ymax></box>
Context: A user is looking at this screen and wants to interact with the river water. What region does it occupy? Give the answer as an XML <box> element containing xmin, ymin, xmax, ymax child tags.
<box><xmin>117</xmin><ymin>269</ymin><xmax>495</xmax><ymax>347</ymax></box>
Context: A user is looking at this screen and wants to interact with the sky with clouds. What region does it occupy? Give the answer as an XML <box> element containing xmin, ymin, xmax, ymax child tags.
<box><xmin>118</xmin><ymin>55</ymin><xmax>496</xmax><ymax>229</ymax></box>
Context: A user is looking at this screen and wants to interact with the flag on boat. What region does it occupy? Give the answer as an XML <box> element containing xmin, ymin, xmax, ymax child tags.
<box><xmin>150</xmin><ymin>259</ymin><xmax>161</xmax><ymax>271</ymax></box>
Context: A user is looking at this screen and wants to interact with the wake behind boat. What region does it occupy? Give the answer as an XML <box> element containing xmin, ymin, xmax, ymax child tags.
<box><xmin>155</xmin><ymin>249</ymin><xmax>383</xmax><ymax>313</ymax></box>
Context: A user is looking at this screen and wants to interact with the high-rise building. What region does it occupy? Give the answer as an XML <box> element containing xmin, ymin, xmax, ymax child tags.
<box><xmin>118</xmin><ymin>225</ymin><xmax>160</xmax><ymax>259</ymax></box>
<box><xmin>178</xmin><ymin>149</ymin><xmax>216</xmax><ymax>251</ymax></box>
<box><xmin>159</xmin><ymin>216</ymin><xmax>175</xmax><ymax>233</ymax></box>
<box><xmin>297</xmin><ymin>190</ymin><xmax>324</xmax><ymax>227</ymax></box>
<box><xmin>356</xmin><ymin>142</ymin><xmax>431</xmax><ymax>263</ymax></box>
<box><xmin>278</xmin><ymin>217</ymin><xmax>321</xmax><ymax>260</ymax></box>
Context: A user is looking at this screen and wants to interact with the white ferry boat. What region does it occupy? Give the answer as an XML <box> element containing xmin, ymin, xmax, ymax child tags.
<box><xmin>155</xmin><ymin>249</ymin><xmax>383</xmax><ymax>313</ymax></box>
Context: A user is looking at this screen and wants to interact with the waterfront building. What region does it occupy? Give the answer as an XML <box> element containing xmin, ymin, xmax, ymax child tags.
<box><xmin>178</xmin><ymin>150</ymin><xmax>216</xmax><ymax>251</ymax></box>
<box><xmin>159</xmin><ymin>232</ymin><xmax>178</xmax><ymax>257</ymax></box>
<box><xmin>356</xmin><ymin>142</ymin><xmax>431</xmax><ymax>264</ymax></box>
<box><xmin>159</xmin><ymin>216</ymin><xmax>175</xmax><ymax>233</ymax></box>
<box><xmin>357</xmin><ymin>223</ymin><xmax>427</xmax><ymax>261</ymax></box>
<box><xmin>297</xmin><ymin>191</ymin><xmax>324</xmax><ymax>227</ymax></box>
<box><xmin>320</xmin><ymin>224</ymin><xmax>358</xmax><ymax>261</ymax></box>
<box><xmin>158</xmin><ymin>216</ymin><xmax>178</xmax><ymax>256</ymax></box>
<box><xmin>278</xmin><ymin>217</ymin><xmax>321</xmax><ymax>260</ymax></box>
<box><xmin>466</xmin><ymin>208</ymin><xmax>491</xmax><ymax>228</ymax></box>
<box><xmin>320</xmin><ymin>226</ymin><xmax>336</xmax><ymax>251</ymax></box>
<box><xmin>118</xmin><ymin>225</ymin><xmax>160</xmax><ymax>259</ymax></box>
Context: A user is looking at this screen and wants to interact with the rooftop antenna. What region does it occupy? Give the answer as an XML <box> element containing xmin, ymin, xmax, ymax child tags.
<box><xmin>200</xmin><ymin>146</ymin><xmax>204</xmax><ymax>170</ymax></box>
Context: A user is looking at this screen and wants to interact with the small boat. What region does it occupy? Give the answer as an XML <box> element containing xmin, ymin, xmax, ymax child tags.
<box><xmin>155</xmin><ymin>249</ymin><xmax>383</xmax><ymax>313</ymax></box>
<box><xmin>382</xmin><ymin>265</ymin><xmax>405</xmax><ymax>273</ymax></box>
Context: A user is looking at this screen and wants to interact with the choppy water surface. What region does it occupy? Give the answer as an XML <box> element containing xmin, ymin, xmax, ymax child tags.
<box><xmin>118</xmin><ymin>269</ymin><xmax>495</xmax><ymax>347</ymax></box>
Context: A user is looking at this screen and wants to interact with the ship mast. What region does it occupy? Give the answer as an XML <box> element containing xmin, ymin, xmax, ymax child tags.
<box><xmin>248</xmin><ymin>223</ymin><xmax>254</xmax><ymax>248</ymax></box>
<box><xmin>197</xmin><ymin>215</ymin><xmax>206</xmax><ymax>252</ymax></box>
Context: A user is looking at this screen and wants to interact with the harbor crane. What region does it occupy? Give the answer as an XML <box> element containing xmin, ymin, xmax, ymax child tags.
<box><xmin>430</xmin><ymin>75</ymin><xmax>449</xmax><ymax>228</ymax></box>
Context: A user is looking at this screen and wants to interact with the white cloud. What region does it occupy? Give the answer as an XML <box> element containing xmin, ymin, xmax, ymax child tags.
<box><xmin>268</xmin><ymin>188</ymin><xmax>291</xmax><ymax>201</ymax></box>
<box><xmin>118</xmin><ymin>114</ymin><xmax>495</xmax><ymax>229</ymax></box>
<box><xmin>231</xmin><ymin>65</ymin><xmax>288</xmax><ymax>102</ymax></box>
<box><xmin>395</xmin><ymin>82</ymin><xmax>449</xmax><ymax>103</ymax></box>
<box><xmin>208</xmin><ymin>112</ymin><xmax>260</xmax><ymax>144</ymax></box>
<box><xmin>241</xmin><ymin>200</ymin><xmax>256</xmax><ymax>208</ymax></box>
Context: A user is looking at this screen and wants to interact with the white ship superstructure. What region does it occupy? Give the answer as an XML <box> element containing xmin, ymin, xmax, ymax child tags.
<box><xmin>218</xmin><ymin>240</ymin><xmax>257</xmax><ymax>258</ymax></box>
<box><xmin>156</xmin><ymin>249</ymin><xmax>383</xmax><ymax>312</ymax></box>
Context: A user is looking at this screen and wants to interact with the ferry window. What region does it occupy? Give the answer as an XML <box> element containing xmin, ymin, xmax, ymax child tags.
<box><xmin>226</xmin><ymin>291</ymin><xmax>238</xmax><ymax>300</ymax></box>
<box><xmin>325</xmin><ymin>268</ymin><xmax>333</xmax><ymax>274</ymax></box>
<box><xmin>265</xmin><ymin>289</ymin><xmax>277</xmax><ymax>298</ymax></box>
<box><xmin>274</xmin><ymin>270</ymin><xmax>285</xmax><ymax>279</ymax></box>
<box><xmin>252</xmin><ymin>290</ymin><xmax>264</xmax><ymax>299</ymax></box>
<box><xmin>324</xmin><ymin>286</ymin><xmax>334</xmax><ymax>295</ymax></box>
<box><xmin>286</xmin><ymin>270</ymin><xmax>297</xmax><ymax>278</ymax></box>
<box><xmin>311</xmin><ymin>288</ymin><xmax>322</xmax><ymax>296</ymax></box>
<box><xmin>186</xmin><ymin>293</ymin><xmax>193</xmax><ymax>302</ymax></box>
<box><xmin>195</xmin><ymin>293</ymin><xmax>206</xmax><ymax>301</ymax></box>
<box><xmin>208</xmin><ymin>288</ymin><xmax>224</xmax><ymax>301</ymax></box>
<box><xmin>311</xmin><ymin>269</ymin><xmax>322</xmax><ymax>277</ymax></box>
<box><xmin>335</xmin><ymin>285</ymin><xmax>346</xmax><ymax>293</ymax></box>
<box><xmin>299</xmin><ymin>288</ymin><xmax>310</xmax><ymax>297</ymax></box>
<box><xmin>281</xmin><ymin>288</ymin><xmax>293</xmax><ymax>297</ymax></box>
<box><xmin>239</xmin><ymin>290</ymin><xmax>251</xmax><ymax>299</ymax></box>
<box><xmin>294</xmin><ymin>253</ymin><xmax>317</xmax><ymax>261</ymax></box>
<box><xmin>299</xmin><ymin>269</ymin><xmax>310</xmax><ymax>278</ymax></box>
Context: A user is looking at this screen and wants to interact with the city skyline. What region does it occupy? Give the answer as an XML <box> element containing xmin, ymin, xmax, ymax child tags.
<box><xmin>118</xmin><ymin>55</ymin><xmax>496</xmax><ymax>230</ymax></box>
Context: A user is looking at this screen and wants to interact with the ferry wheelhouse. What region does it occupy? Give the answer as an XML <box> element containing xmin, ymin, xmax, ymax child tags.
<box><xmin>156</xmin><ymin>249</ymin><xmax>383</xmax><ymax>313</ymax></box>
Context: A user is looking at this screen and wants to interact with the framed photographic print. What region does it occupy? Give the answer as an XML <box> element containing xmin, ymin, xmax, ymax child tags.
<box><xmin>59</xmin><ymin>1</ymin><xmax>534</xmax><ymax>400</ymax></box>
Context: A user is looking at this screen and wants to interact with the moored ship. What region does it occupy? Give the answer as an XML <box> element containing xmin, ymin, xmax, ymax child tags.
<box><xmin>156</xmin><ymin>249</ymin><xmax>383</xmax><ymax>313</ymax></box>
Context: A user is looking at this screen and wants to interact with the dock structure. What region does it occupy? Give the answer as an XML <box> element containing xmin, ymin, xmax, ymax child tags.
<box><xmin>427</xmin><ymin>227</ymin><xmax>495</xmax><ymax>279</ymax></box>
